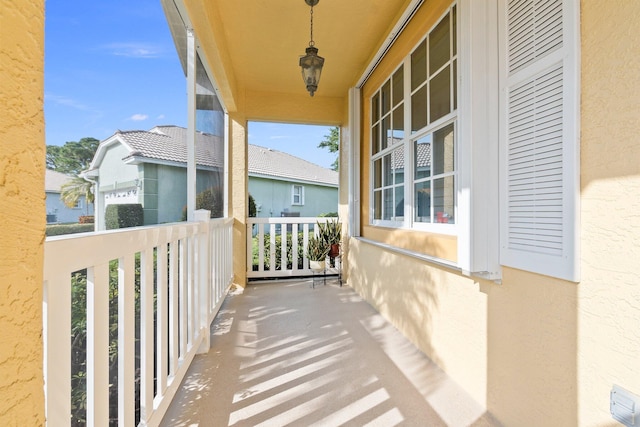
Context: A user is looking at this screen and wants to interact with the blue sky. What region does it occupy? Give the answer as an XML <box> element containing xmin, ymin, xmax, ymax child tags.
<box><xmin>44</xmin><ymin>0</ymin><xmax>337</xmax><ymax>169</ymax></box>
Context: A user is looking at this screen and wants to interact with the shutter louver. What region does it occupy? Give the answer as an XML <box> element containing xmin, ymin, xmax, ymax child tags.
<box><xmin>507</xmin><ymin>64</ymin><xmax>564</xmax><ymax>256</ymax></box>
<box><xmin>499</xmin><ymin>0</ymin><xmax>579</xmax><ymax>281</ymax></box>
<box><xmin>508</xmin><ymin>0</ymin><xmax>563</xmax><ymax>73</ymax></box>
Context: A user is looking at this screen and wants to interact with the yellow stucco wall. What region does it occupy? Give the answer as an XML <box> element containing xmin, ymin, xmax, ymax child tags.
<box><xmin>578</xmin><ymin>1</ymin><xmax>640</xmax><ymax>424</ymax></box>
<box><xmin>0</xmin><ymin>0</ymin><xmax>46</xmax><ymax>425</ymax></box>
<box><xmin>348</xmin><ymin>0</ymin><xmax>640</xmax><ymax>426</ymax></box>
<box><xmin>229</xmin><ymin>112</ymin><xmax>249</xmax><ymax>286</ymax></box>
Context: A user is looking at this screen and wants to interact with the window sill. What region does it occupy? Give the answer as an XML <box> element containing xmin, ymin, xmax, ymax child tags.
<box><xmin>355</xmin><ymin>236</ymin><xmax>460</xmax><ymax>272</ymax></box>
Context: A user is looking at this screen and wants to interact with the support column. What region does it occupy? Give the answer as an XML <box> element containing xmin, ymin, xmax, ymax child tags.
<box><xmin>229</xmin><ymin>113</ymin><xmax>248</xmax><ymax>287</ymax></box>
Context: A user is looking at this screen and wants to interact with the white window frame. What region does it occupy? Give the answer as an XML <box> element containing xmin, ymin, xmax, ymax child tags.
<box><xmin>369</xmin><ymin>5</ymin><xmax>458</xmax><ymax>236</ymax></box>
<box><xmin>291</xmin><ymin>185</ymin><xmax>304</xmax><ymax>206</ymax></box>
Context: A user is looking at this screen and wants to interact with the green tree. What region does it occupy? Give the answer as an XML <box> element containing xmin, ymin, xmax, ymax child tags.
<box><xmin>318</xmin><ymin>126</ymin><xmax>339</xmax><ymax>171</ymax></box>
<box><xmin>47</xmin><ymin>137</ymin><xmax>100</xmax><ymax>175</ymax></box>
<box><xmin>60</xmin><ymin>176</ymin><xmax>95</xmax><ymax>215</ymax></box>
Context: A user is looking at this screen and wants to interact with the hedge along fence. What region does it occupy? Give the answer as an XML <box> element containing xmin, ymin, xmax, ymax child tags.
<box><xmin>105</xmin><ymin>204</ymin><xmax>144</xmax><ymax>230</ymax></box>
<box><xmin>46</xmin><ymin>223</ymin><xmax>95</xmax><ymax>237</ymax></box>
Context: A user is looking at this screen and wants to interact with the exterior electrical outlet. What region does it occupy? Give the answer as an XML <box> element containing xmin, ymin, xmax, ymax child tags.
<box><xmin>612</xmin><ymin>385</ymin><xmax>640</xmax><ymax>426</ymax></box>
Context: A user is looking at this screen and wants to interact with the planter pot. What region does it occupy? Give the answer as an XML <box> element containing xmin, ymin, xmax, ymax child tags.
<box><xmin>310</xmin><ymin>260</ymin><xmax>326</xmax><ymax>272</ymax></box>
<box><xmin>329</xmin><ymin>243</ymin><xmax>340</xmax><ymax>258</ymax></box>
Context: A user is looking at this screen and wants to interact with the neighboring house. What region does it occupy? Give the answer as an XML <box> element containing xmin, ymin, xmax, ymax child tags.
<box><xmin>248</xmin><ymin>144</ymin><xmax>338</xmax><ymax>218</ymax></box>
<box><xmin>85</xmin><ymin>126</ymin><xmax>337</xmax><ymax>229</ymax></box>
<box><xmin>85</xmin><ymin>125</ymin><xmax>224</xmax><ymax>230</ymax></box>
<box><xmin>45</xmin><ymin>169</ymin><xmax>93</xmax><ymax>223</ymax></box>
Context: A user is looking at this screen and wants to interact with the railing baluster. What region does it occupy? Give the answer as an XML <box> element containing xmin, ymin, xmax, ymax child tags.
<box><xmin>269</xmin><ymin>223</ymin><xmax>276</xmax><ymax>272</ymax></box>
<box><xmin>157</xmin><ymin>243</ymin><xmax>169</xmax><ymax>397</ymax></box>
<box><xmin>292</xmin><ymin>223</ymin><xmax>299</xmax><ymax>273</ymax></box>
<box><xmin>169</xmin><ymin>240</ymin><xmax>179</xmax><ymax>376</ymax></box>
<box><xmin>179</xmin><ymin>237</ymin><xmax>188</xmax><ymax>359</ymax></box>
<box><xmin>118</xmin><ymin>256</ymin><xmax>135</xmax><ymax>426</ymax></box>
<box><xmin>43</xmin><ymin>274</ymin><xmax>72</xmax><ymax>426</ymax></box>
<box><xmin>258</xmin><ymin>223</ymin><xmax>265</xmax><ymax>273</ymax></box>
<box><xmin>86</xmin><ymin>263</ymin><xmax>109</xmax><ymax>427</ymax></box>
<box><xmin>139</xmin><ymin>248</ymin><xmax>154</xmax><ymax>424</ymax></box>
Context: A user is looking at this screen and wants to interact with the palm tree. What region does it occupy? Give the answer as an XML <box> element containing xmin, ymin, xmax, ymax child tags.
<box><xmin>60</xmin><ymin>176</ymin><xmax>94</xmax><ymax>215</ymax></box>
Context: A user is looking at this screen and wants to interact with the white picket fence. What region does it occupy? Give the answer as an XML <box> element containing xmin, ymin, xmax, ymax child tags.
<box><xmin>43</xmin><ymin>212</ymin><xmax>233</xmax><ymax>426</ymax></box>
<box><xmin>246</xmin><ymin>217</ymin><xmax>341</xmax><ymax>279</ymax></box>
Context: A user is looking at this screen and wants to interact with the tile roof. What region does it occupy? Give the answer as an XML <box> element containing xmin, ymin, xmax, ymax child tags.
<box><xmin>118</xmin><ymin>126</ymin><xmax>223</xmax><ymax>168</ymax></box>
<box><xmin>45</xmin><ymin>169</ymin><xmax>74</xmax><ymax>192</ymax></box>
<box><xmin>107</xmin><ymin>126</ymin><xmax>337</xmax><ymax>186</ymax></box>
<box><xmin>248</xmin><ymin>144</ymin><xmax>338</xmax><ymax>186</ymax></box>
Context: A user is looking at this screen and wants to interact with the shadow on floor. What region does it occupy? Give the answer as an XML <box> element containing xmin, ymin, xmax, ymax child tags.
<box><xmin>160</xmin><ymin>280</ymin><xmax>500</xmax><ymax>427</ymax></box>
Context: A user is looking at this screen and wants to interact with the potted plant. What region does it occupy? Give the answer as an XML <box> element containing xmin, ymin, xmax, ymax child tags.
<box><xmin>307</xmin><ymin>234</ymin><xmax>329</xmax><ymax>272</ymax></box>
<box><xmin>318</xmin><ymin>219</ymin><xmax>342</xmax><ymax>261</ymax></box>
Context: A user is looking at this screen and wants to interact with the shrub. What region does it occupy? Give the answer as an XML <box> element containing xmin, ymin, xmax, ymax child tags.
<box><xmin>46</xmin><ymin>223</ymin><xmax>94</xmax><ymax>237</ymax></box>
<box><xmin>105</xmin><ymin>204</ymin><xmax>143</xmax><ymax>229</ymax></box>
<box><xmin>181</xmin><ymin>187</ymin><xmax>223</xmax><ymax>220</ymax></box>
<box><xmin>248</xmin><ymin>194</ymin><xmax>257</xmax><ymax>218</ymax></box>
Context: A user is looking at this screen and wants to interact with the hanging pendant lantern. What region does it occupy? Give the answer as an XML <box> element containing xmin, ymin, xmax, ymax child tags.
<box><xmin>299</xmin><ymin>0</ymin><xmax>324</xmax><ymax>97</ymax></box>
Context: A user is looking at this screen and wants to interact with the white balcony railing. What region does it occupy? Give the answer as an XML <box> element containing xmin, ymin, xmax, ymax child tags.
<box><xmin>246</xmin><ymin>217</ymin><xmax>340</xmax><ymax>279</ymax></box>
<box><xmin>43</xmin><ymin>212</ymin><xmax>233</xmax><ymax>426</ymax></box>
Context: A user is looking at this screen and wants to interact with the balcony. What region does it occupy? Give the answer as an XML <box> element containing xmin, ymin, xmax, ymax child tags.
<box><xmin>43</xmin><ymin>216</ymin><xmax>497</xmax><ymax>426</ymax></box>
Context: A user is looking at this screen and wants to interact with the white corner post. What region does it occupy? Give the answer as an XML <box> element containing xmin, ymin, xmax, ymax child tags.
<box><xmin>186</xmin><ymin>28</ymin><xmax>197</xmax><ymax>221</ymax></box>
<box><xmin>348</xmin><ymin>87</ymin><xmax>361</xmax><ymax>239</ymax></box>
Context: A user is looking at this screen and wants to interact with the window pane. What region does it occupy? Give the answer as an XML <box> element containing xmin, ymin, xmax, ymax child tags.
<box><xmin>429</xmin><ymin>66</ymin><xmax>451</xmax><ymax>123</ymax></box>
<box><xmin>414</xmin><ymin>134</ymin><xmax>432</xmax><ymax>179</ymax></box>
<box><xmin>452</xmin><ymin>6</ymin><xmax>457</xmax><ymax>56</ymax></box>
<box><xmin>374</xmin><ymin>158</ymin><xmax>382</xmax><ymax>189</ymax></box>
<box><xmin>434</xmin><ymin>176</ymin><xmax>455</xmax><ymax>224</ymax></box>
<box><xmin>393</xmin><ymin>148</ymin><xmax>405</xmax><ymax>184</ymax></box>
<box><xmin>383</xmin><ymin>188</ymin><xmax>393</xmax><ymax>220</ymax></box>
<box><xmin>411</xmin><ymin>85</ymin><xmax>428</xmax><ymax>132</ymax></box>
<box><xmin>383</xmin><ymin>154</ymin><xmax>392</xmax><ymax>186</ymax></box>
<box><xmin>411</xmin><ymin>40</ymin><xmax>427</xmax><ymax>91</ymax></box>
<box><xmin>374</xmin><ymin>190</ymin><xmax>382</xmax><ymax>220</ymax></box>
<box><xmin>414</xmin><ymin>181</ymin><xmax>431</xmax><ymax>223</ymax></box>
<box><xmin>429</xmin><ymin>13</ymin><xmax>450</xmax><ymax>75</ymax></box>
<box><xmin>392</xmin><ymin>105</ymin><xmax>404</xmax><ymax>141</ymax></box>
<box><xmin>372</xmin><ymin>123</ymin><xmax>380</xmax><ymax>155</ymax></box>
<box><xmin>195</xmin><ymin>52</ymin><xmax>225</xmax><ymax>218</ymax></box>
<box><xmin>372</xmin><ymin>92</ymin><xmax>380</xmax><ymax>122</ymax></box>
<box><xmin>381</xmin><ymin>80</ymin><xmax>391</xmax><ymax>116</ymax></box>
<box><xmin>453</xmin><ymin>59</ymin><xmax>457</xmax><ymax>110</ymax></box>
<box><xmin>395</xmin><ymin>186</ymin><xmax>405</xmax><ymax>218</ymax></box>
<box><xmin>433</xmin><ymin>123</ymin><xmax>455</xmax><ymax>175</ymax></box>
<box><xmin>381</xmin><ymin>116</ymin><xmax>390</xmax><ymax>151</ymax></box>
<box><xmin>392</xmin><ymin>66</ymin><xmax>404</xmax><ymax>106</ymax></box>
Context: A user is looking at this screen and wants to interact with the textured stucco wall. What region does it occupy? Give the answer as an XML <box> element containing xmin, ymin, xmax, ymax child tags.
<box><xmin>347</xmin><ymin>239</ymin><xmax>489</xmax><ymax>406</ymax></box>
<box><xmin>579</xmin><ymin>1</ymin><xmax>640</xmax><ymax>424</ymax></box>
<box><xmin>230</xmin><ymin>113</ymin><xmax>249</xmax><ymax>286</ymax></box>
<box><xmin>0</xmin><ymin>0</ymin><xmax>46</xmax><ymax>425</ymax></box>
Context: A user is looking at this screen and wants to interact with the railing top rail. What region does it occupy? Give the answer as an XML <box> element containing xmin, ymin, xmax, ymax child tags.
<box><xmin>44</xmin><ymin>218</ymin><xmax>233</xmax><ymax>277</ymax></box>
<box><xmin>247</xmin><ymin>217</ymin><xmax>337</xmax><ymax>225</ymax></box>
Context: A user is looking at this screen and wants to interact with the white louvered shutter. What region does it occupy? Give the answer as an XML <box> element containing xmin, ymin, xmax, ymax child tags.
<box><xmin>499</xmin><ymin>0</ymin><xmax>580</xmax><ymax>281</ymax></box>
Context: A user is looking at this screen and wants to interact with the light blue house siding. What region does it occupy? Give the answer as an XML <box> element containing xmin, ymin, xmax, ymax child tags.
<box><xmin>249</xmin><ymin>176</ymin><xmax>337</xmax><ymax>218</ymax></box>
<box><xmin>45</xmin><ymin>170</ymin><xmax>93</xmax><ymax>224</ymax></box>
<box><xmin>45</xmin><ymin>191</ymin><xmax>92</xmax><ymax>223</ymax></box>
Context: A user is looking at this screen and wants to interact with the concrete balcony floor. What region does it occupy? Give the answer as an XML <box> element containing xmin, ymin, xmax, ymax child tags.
<box><xmin>160</xmin><ymin>279</ymin><xmax>499</xmax><ymax>426</ymax></box>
